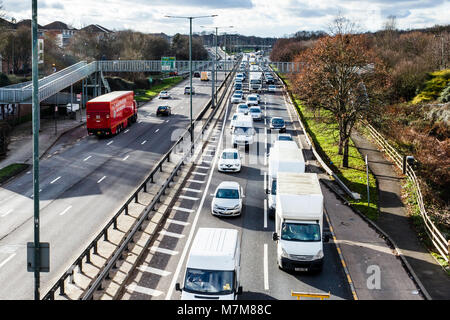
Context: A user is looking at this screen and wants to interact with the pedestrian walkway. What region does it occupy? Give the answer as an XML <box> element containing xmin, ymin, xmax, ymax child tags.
<box><xmin>351</xmin><ymin>130</ymin><xmax>450</xmax><ymax>300</ymax></box>
<box><xmin>0</xmin><ymin>109</ymin><xmax>86</xmax><ymax>171</ymax></box>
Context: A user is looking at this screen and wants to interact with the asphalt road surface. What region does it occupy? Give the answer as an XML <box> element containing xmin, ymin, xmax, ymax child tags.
<box><xmin>0</xmin><ymin>72</ymin><xmax>227</xmax><ymax>300</ymax></box>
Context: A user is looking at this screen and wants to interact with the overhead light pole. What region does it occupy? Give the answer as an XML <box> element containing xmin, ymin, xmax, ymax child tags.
<box><xmin>31</xmin><ymin>0</ymin><xmax>41</xmax><ymax>300</ymax></box>
<box><xmin>166</xmin><ymin>15</ymin><xmax>217</xmax><ymax>151</ymax></box>
<box><xmin>200</xmin><ymin>25</ymin><xmax>233</xmax><ymax>108</ymax></box>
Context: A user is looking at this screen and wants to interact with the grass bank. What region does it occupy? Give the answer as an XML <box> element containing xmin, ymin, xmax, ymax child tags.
<box><xmin>0</xmin><ymin>163</ymin><xmax>30</xmax><ymax>184</ymax></box>
<box><xmin>279</xmin><ymin>74</ymin><xmax>379</xmax><ymax>221</ymax></box>
<box><xmin>134</xmin><ymin>76</ymin><xmax>184</xmax><ymax>102</ymax></box>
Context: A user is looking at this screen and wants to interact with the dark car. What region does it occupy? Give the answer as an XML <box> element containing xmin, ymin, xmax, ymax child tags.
<box><xmin>156</xmin><ymin>105</ymin><xmax>171</xmax><ymax>116</ymax></box>
<box><xmin>193</xmin><ymin>71</ymin><xmax>200</xmax><ymax>78</ymax></box>
<box><xmin>269</xmin><ymin>117</ymin><xmax>286</xmax><ymax>133</ymax></box>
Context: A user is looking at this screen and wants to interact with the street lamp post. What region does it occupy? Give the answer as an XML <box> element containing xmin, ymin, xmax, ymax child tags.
<box><xmin>31</xmin><ymin>0</ymin><xmax>41</xmax><ymax>300</ymax></box>
<box><xmin>166</xmin><ymin>15</ymin><xmax>217</xmax><ymax>151</ymax></box>
<box><xmin>200</xmin><ymin>25</ymin><xmax>233</xmax><ymax>108</ymax></box>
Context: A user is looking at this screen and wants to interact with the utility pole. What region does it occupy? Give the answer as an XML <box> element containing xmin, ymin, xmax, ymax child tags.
<box><xmin>31</xmin><ymin>0</ymin><xmax>41</xmax><ymax>301</ymax></box>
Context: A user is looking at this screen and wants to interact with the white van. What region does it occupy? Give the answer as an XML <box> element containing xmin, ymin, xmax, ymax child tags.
<box><xmin>176</xmin><ymin>228</ymin><xmax>243</xmax><ymax>300</ymax></box>
<box><xmin>232</xmin><ymin>114</ymin><xmax>254</xmax><ymax>152</ymax></box>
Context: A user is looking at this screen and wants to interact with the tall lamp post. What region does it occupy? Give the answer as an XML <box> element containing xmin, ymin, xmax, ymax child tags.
<box><xmin>200</xmin><ymin>25</ymin><xmax>233</xmax><ymax>108</ymax></box>
<box><xmin>166</xmin><ymin>15</ymin><xmax>217</xmax><ymax>150</ymax></box>
<box><xmin>31</xmin><ymin>0</ymin><xmax>41</xmax><ymax>300</ymax></box>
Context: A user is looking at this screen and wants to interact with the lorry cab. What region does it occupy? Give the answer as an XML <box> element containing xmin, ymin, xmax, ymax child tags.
<box><xmin>272</xmin><ymin>172</ymin><xmax>329</xmax><ymax>272</ymax></box>
<box><xmin>176</xmin><ymin>228</ymin><xmax>243</xmax><ymax>300</ymax></box>
<box><xmin>201</xmin><ymin>71</ymin><xmax>209</xmax><ymax>81</ymax></box>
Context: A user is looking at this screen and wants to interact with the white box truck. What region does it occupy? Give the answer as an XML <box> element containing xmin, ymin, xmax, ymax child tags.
<box><xmin>272</xmin><ymin>172</ymin><xmax>329</xmax><ymax>272</ymax></box>
<box><xmin>267</xmin><ymin>140</ymin><xmax>305</xmax><ymax>215</ymax></box>
<box><xmin>176</xmin><ymin>228</ymin><xmax>243</xmax><ymax>300</ymax></box>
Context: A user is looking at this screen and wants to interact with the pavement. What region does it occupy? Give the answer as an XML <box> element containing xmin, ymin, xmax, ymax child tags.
<box><xmin>351</xmin><ymin>130</ymin><xmax>450</xmax><ymax>300</ymax></box>
<box><xmin>0</xmin><ymin>109</ymin><xmax>86</xmax><ymax>171</ymax></box>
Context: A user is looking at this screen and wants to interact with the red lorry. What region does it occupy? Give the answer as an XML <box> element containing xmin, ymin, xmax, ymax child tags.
<box><xmin>86</xmin><ymin>91</ymin><xmax>138</xmax><ymax>136</ymax></box>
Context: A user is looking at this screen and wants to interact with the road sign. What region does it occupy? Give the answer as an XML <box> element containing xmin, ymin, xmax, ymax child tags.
<box><xmin>27</xmin><ymin>242</ymin><xmax>50</xmax><ymax>273</ymax></box>
<box><xmin>161</xmin><ymin>57</ymin><xmax>176</xmax><ymax>72</ymax></box>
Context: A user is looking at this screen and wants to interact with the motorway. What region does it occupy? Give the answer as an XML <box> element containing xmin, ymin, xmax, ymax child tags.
<box><xmin>120</xmin><ymin>72</ymin><xmax>352</xmax><ymax>300</ymax></box>
<box><xmin>0</xmin><ymin>71</ymin><xmax>226</xmax><ymax>299</ymax></box>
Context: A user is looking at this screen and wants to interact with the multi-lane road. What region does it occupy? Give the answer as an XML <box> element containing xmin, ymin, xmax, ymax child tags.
<box><xmin>0</xmin><ymin>71</ymin><xmax>226</xmax><ymax>300</ymax></box>
<box><xmin>120</xmin><ymin>71</ymin><xmax>353</xmax><ymax>300</ymax></box>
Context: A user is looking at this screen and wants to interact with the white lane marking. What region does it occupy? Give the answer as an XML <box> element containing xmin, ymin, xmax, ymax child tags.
<box><xmin>187</xmin><ymin>179</ymin><xmax>205</xmax><ymax>184</ymax></box>
<box><xmin>183</xmin><ymin>187</ymin><xmax>202</xmax><ymax>193</ymax></box>
<box><xmin>166</xmin><ymin>85</ymin><xmax>229</xmax><ymax>300</ymax></box>
<box><xmin>107</xmin><ymin>141</ymin><xmax>114</xmax><ymax>146</ymax></box>
<box><xmin>50</xmin><ymin>176</ymin><xmax>61</xmax><ymax>184</ymax></box>
<box><xmin>264</xmin><ymin>200</ymin><xmax>268</xmax><ymax>229</ymax></box>
<box><xmin>124</xmin><ymin>129</ymin><xmax>130</xmax><ymax>133</ymax></box>
<box><xmin>97</xmin><ymin>176</ymin><xmax>106</xmax><ymax>184</ymax></box>
<box><xmin>192</xmin><ymin>172</ymin><xmax>207</xmax><ymax>176</ymax></box>
<box><xmin>159</xmin><ymin>230</ymin><xmax>185</xmax><ymax>239</ymax></box>
<box><xmin>123</xmin><ymin>155</ymin><xmax>130</xmax><ymax>161</ymax></box>
<box><xmin>264</xmin><ymin>243</ymin><xmax>269</xmax><ymax>290</ymax></box>
<box><xmin>138</xmin><ymin>120</ymin><xmax>142</xmax><ymax>123</ymax></box>
<box><xmin>172</xmin><ymin>206</ymin><xmax>194</xmax><ymax>213</ymax></box>
<box><xmin>137</xmin><ymin>266</ymin><xmax>172</xmax><ymax>277</ymax></box>
<box><xmin>141</xmin><ymin>140</ymin><xmax>147</xmax><ymax>145</ymax></box>
<box><xmin>166</xmin><ymin>120</ymin><xmax>170</xmax><ymax>123</ymax></box>
<box><xmin>59</xmin><ymin>205</ymin><xmax>73</xmax><ymax>216</ymax></box>
<box><xmin>202</xmin><ymin>160</ymin><xmax>212</xmax><ymax>164</ymax></box>
<box><xmin>126</xmin><ymin>284</ymin><xmax>164</xmax><ymax>297</ymax></box>
<box><xmin>1</xmin><ymin>209</ymin><xmax>13</xmax><ymax>218</ymax></box>
<box><xmin>166</xmin><ymin>218</ymin><xmax>190</xmax><ymax>226</ymax></box>
<box><xmin>155</xmin><ymin>129</ymin><xmax>160</xmax><ymax>133</ymax></box>
<box><xmin>0</xmin><ymin>253</ymin><xmax>16</xmax><ymax>270</ymax></box>
<box><xmin>179</xmin><ymin>195</ymin><xmax>199</xmax><ymax>201</ymax></box>
<box><xmin>83</xmin><ymin>156</ymin><xmax>92</xmax><ymax>162</ymax></box>
<box><xmin>27</xmin><ymin>171</ymin><xmax>31</xmax><ymax>174</ymax></box>
<box><xmin>195</xmin><ymin>166</ymin><xmax>210</xmax><ymax>170</ymax></box>
<box><xmin>150</xmin><ymin>246</ymin><xmax>179</xmax><ymax>256</ymax></box>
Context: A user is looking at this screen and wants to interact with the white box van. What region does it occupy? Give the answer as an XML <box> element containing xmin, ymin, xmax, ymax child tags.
<box><xmin>176</xmin><ymin>228</ymin><xmax>243</xmax><ymax>300</ymax></box>
<box><xmin>232</xmin><ymin>114</ymin><xmax>254</xmax><ymax>152</ymax></box>
<box><xmin>272</xmin><ymin>172</ymin><xmax>329</xmax><ymax>272</ymax></box>
<box><xmin>267</xmin><ymin>140</ymin><xmax>305</xmax><ymax>214</ymax></box>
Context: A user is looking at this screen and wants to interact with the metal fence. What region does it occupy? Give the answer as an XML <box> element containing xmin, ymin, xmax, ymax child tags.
<box><xmin>365</xmin><ymin>122</ymin><xmax>449</xmax><ymax>262</ymax></box>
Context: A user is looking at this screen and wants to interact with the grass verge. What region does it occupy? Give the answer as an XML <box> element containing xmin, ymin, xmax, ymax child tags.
<box><xmin>134</xmin><ymin>76</ymin><xmax>184</xmax><ymax>102</ymax></box>
<box><xmin>0</xmin><ymin>163</ymin><xmax>30</xmax><ymax>184</ymax></box>
<box><xmin>279</xmin><ymin>74</ymin><xmax>379</xmax><ymax>221</ymax></box>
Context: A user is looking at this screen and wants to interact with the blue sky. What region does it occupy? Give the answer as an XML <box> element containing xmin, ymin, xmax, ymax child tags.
<box><xmin>3</xmin><ymin>0</ymin><xmax>450</xmax><ymax>37</ymax></box>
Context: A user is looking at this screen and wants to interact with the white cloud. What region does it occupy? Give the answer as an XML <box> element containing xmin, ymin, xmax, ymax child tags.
<box><xmin>3</xmin><ymin>0</ymin><xmax>449</xmax><ymax>36</ymax></box>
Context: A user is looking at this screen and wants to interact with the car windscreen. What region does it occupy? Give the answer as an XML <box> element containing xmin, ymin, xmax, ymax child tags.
<box><xmin>278</xmin><ymin>136</ymin><xmax>292</xmax><ymax>141</ymax></box>
<box><xmin>238</xmin><ymin>105</ymin><xmax>248</xmax><ymax>110</ymax></box>
<box><xmin>222</xmin><ymin>152</ymin><xmax>238</xmax><ymax>160</ymax></box>
<box><xmin>272</xmin><ymin>118</ymin><xmax>284</xmax><ymax>125</ymax></box>
<box><xmin>184</xmin><ymin>268</ymin><xmax>234</xmax><ymax>295</ymax></box>
<box><xmin>234</xmin><ymin>127</ymin><xmax>251</xmax><ymax>135</ymax></box>
<box><xmin>271</xmin><ymin>179</ymin><xmax>276</xmax><ymax>195</ymax></box>
<box><xmin>158</xmin><ymin>106</ymin><xmax>167</xmax><ymax>110</ymax></box>
<box><xmin>281</xmin><ymin>223</ymin><xmax>321</xmax><ymax>242</ymax></box>
<box><xmin>216</xmin><ymin>188</ymin><xmax>239</xmax><ymax>199</ymax></box>
<box><xmin>250</xmin><ymin>108</ymin><xmax>260</xmax><ymax>113</ymax></box>
<box><xmin>248</xmin><ymin>97</ymin><xmax>257</xmax><ymax>101</ymax></box>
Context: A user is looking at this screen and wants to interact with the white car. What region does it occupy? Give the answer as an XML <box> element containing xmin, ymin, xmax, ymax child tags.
<box><xmin>159</xmin><ymin>90</ymin><xmax>171</xmax><ymax>99</ymax></box>
<box><xmin>249</xmin><ymin>106</ymin><xmax>262</xmax><ymax>121</ymax></box>
<box><xmin>218</xmin><ymin>148</ymin><xmax>241</xmax><ymax>172</ymax></box>
<box><xmin>237</xmin><ymin>103</ymin><xmax>249</xmax><ymax>115</ymax></box>
<box><xmin>211</xmin><ymin>181</ymin><xmax>244</xmax><ymax>217</ymax></box>
<box><xmin>246</xmin><ymin>94</ymin><xmax>258</xmax><ymax>106</ymax></box>
<box><xmin>231</xmin><ymin>93</ymin><xmax>244</xmax><ymax>104</ymax></box>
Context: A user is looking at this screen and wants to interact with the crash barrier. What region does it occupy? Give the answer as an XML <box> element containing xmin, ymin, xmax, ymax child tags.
<box><xmin>42</xmin><ymin>59</ymin><xmax>239</xmax><ymax>300</ymax></box>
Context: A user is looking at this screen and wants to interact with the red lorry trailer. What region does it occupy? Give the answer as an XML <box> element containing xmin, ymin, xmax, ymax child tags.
<box><xmin>86</xmin><ymin>91</ymin><xmax>138</xmax><ymax>136</ymax></box>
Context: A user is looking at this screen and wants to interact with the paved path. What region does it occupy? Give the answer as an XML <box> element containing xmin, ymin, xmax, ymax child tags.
<box><xmin>0</xmin><ymin>110</ymin><xmax>86</xmax><ymax>171</ymax></box>
<box><xmin>351</xmin><ymin>130</ymin><xmax>450</xmax><ymax>300</ymax></box>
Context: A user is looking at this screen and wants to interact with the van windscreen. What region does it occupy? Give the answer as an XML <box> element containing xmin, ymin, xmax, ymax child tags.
<box><xmin>184</xmin><ymin>268</ymin><xmax>234</xmax><ymax>295</ymax></box>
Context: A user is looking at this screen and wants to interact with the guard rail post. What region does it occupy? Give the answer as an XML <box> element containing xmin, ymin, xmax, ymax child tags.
<box><xmin>448</xmin><ymin>240</ymin><xmax>450</xmax><ymax>262</ymax></box>
<box><xmin>403</xmin><ymin>155</ymin><xmax>407</xmax><ymax>175</ymax></box>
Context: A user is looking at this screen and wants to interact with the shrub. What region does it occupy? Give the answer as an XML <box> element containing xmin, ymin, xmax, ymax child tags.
<box><xmin>412</xmin><ymin>69</ymin><xmax>450</xmax><ymax>104</ymax></box>
<box><xmin>438</xmin><ymin>84</ymin><xmax>450</xmax><ymax>103</ymax></box>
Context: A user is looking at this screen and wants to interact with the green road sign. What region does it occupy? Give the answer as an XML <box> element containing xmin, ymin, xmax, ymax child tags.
<box><xmin>161</xmin><ymin>57</ymin><xmax>176</xmax><ymax>72</ymax></box>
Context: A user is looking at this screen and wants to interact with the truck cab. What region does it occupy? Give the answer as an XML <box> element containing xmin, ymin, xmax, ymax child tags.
<box><xmin>176</xmin><ymin>228</ymin><xmax>243</xmax><ymax>300</ymax></box>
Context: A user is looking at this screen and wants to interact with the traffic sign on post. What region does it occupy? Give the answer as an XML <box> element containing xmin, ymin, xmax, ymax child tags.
<box><xmin>161</xmin><ymin>57</ymin><xmax>176</xmax><ymax>72</ymax></box>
